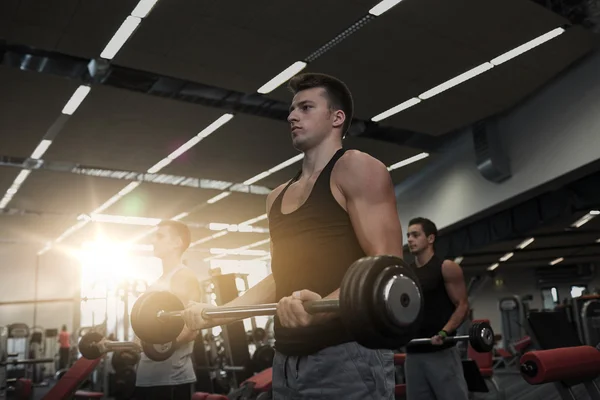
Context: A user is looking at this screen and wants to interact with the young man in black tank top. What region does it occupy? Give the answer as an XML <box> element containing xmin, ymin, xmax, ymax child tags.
<box><xmin>182</xmin><ymin>73</ymin><xmax>404</xmax><ymax>399</ymax></box>
<box><xmin>404</xmin><ymin>217</ymin><xmax>469</xmax><ymax>400</ymax></box>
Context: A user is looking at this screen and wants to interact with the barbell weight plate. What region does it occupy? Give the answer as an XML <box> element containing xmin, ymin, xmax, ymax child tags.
<box><xmin>131</xmin><ymin>291</ymin><xmax>185</xmax><ymax>345</ymax></box>
<box><xmin>469</xmin><ymin>321</ymin><xmax>494</xmax><ymax>353</ymax></box>
<box><xmin>371</xmin><ymin>263</ymin><xmax>423</xmax><ymax>345</ymax></box>
<box><xmin>112</xmin><ymin>349</ymin><xmax>141</xmax><ymax>373</ymax></box>
<box><xmin>141</xmin><ymin>341</ymin><xmax>176</xmax><ymax>362</ymax></box>
<box><xmin>340</xmin><ymin>256</ymin><xmax>423</xmax><ymax>350</ymax></box>
<box><xmin>78</xmin><ymin>331</ymin><xmax>104</xmax><ymax>360</ymax></box>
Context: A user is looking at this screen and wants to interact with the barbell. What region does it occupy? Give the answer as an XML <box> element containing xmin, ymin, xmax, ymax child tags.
<box><xmin>78</xmin><ymin>332</ymin><xmax>141</xmax><ymax>360</ymax></box>
<box><xmin>130</xmin><ymin>255</ymin><xmax>424</xmax><ymax>351</ymax></box>
<box><xmin>408</xmin><ymin>321</ymin><xmax>494</xmax><ymax>352</ymax></box>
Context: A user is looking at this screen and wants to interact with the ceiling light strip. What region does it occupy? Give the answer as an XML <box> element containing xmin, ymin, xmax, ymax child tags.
<box><xmin>371</xmin><ymin>27</ymin><xmax>567</xmax><ymax>122</ymax></box>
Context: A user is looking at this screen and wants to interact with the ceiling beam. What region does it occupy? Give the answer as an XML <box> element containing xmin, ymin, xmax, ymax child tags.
<box><xmin>0</xmin><ymin>41</ymin><xmax>444</xmax><ymax>152</ymax></box>
<box><xmin>0</xmin><ymin>154</ymin><xmax>271</xmax><ymax>195</ymax></box>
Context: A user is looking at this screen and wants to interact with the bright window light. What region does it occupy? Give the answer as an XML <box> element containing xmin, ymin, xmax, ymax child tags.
<box><xmin>372</xmin><ymin>98</ymin><xmax>421</xmax><ymax>122</ymax></box>
<box><xmin>517</xmin><ymin>237</ymin><xmax>535</xmax><ymax>249</ymax></box>
<box><xmin>387</xmin><ymin>152</ymin><xmax>429</xmax><ymax>171</ymax></box>
<box><xmin>491</xmin><ymin>27</ymin><xmax>565</xmax><ymax>66</ymax></box>
<box><xmin>257</xmin><ymin>61</ymin><xmax>307</xmax><ymax>94</ymax></box>
<box><xmin>100</xmin><ymin>16</ymin><xmax>142</xmax><ymax>60</ymax></box>
<box><xmin>30</xmin><ymin>139</ymin><xmax>52</xmax><ymax>159</ymax></box>
<box><xmin>131</xmin><ymin>0</ymin><xmax>159</xmax><ymax>18</ymax></box>
<box><xmin>369</xmin><ymin>0</ymin><xmax>405</xmax><ymax>16</ymax></box>
<box><xmin>62</xmin><ymin>85</ymin><xmax>91</xmax><ymax>115</ymax></box>
<box><xmin>419</xmin><ymin>63</ymin><xmax>494</xmax><ymax>100</ymax></box>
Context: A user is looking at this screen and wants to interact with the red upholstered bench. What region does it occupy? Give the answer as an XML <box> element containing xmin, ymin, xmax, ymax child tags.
<box><xmin>395</xmin><ymin>384</ymin><xmax>406</xmax><ymax>396</ymax></box>
<box><xmin>240</xmin><ymin>367</ymin><xmax>273</xmax><ymax>392</ymax></box>
<box><xmin>394</xmin><ymin>353</ymin><xmax>406</xmax><ymax>365</ymax></box>
<box><xmin>42</xmin><ymin>357</ymin><xmax>102</xmax><ymax>400</ymax></box>
<box><xmin>74</xmin><ymin>390</ymin><xmax>104</xmax><ymax>399</ymax></box>
<box><xmin>207</xmin><ymin>395</ymin><xmax>229</xmax><ymax>400</ymax></box>
<box><xmin>192</xmin><ymin>394</ymin><xmax>229</xmax><ymax>400</ymax></box>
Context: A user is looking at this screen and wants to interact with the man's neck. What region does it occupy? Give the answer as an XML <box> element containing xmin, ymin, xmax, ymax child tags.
<box><xmin>161</xmin><ymin>255</ymin><xmax>181</xmax><ymax>276</ymax></box>
<box><xmin>415</xmin><ymin>248</ymin><xmax>435</xmax><ymax>268</ymax></box>
<box><xmin>300</xmin><ymin>138</ymin><xmax>342</xmax><ymax>179</ymax></box>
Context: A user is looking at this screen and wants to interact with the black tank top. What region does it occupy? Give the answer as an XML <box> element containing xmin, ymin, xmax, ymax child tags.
<box><xmin>268</xmin><ymin>148</ymin><xmax>366</xmax><ymax>356</ymax></box>
<box><xmin>406</xmin><ymin>255</ymin><xmax>457</xmax><ymax>353</ymax></box>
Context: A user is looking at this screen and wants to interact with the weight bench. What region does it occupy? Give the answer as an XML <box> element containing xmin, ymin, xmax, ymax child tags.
<box><xmin>42</xmin><ymin>357</ymin><xmax>103</xmax><ymax>400</ymax></box>
<box><xmin>192</xmin><ymin>393</ymin><xmax>229</xmax><ymax>400</ymax></box>
<box><xmin>493</xmin><ymin>335</ymin><xmax>533</xmax><ymax>371</ymax></box>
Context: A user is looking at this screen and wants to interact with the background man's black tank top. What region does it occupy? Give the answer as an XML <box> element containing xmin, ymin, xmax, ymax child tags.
<box><xmin>406</xmin><ymin>255</ymin><xmax>457</xmax><ymax>353</ymax></box>
<box><xmin>268</xmin><ymin>148</ymin><xmax>366</xmax><ymax>356</ymax></box>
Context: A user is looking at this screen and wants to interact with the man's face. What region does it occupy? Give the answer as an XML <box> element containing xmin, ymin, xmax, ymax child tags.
<box><xmin>152</xmin><ymin>225</ymin><xmax>181</xmax><ymax>259</ymax></box>
<box><xmin>287</xmin><ymin>87</ymin><xmax>344</xmax><ymax>151</ymax></box>
<box><xmin>407</xmin><ymin>224</ymin><xmax>433</xmax><ymax>254</ymax></box>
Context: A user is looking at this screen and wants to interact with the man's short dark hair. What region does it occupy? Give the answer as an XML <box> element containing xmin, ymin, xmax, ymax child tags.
<box><xmin>409</xmin><ymin>217</ymin><xmax>438</xmax><ymax>239</ymax></box>
<box><xmin>288</xmin><ymin>73</ymin><xmax>354</xmax><ymax>136</ymax></box>
<box><xmin>159</xmin><ymin>220</ymin><xmax>191</xmax><ymax>252</ymax></box>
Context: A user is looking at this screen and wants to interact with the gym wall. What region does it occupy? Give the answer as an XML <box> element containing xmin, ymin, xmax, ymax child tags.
<box><xmin>0</xmin><ymin>244</ymin><xmax>80</xmax><ymax>331</ymax></box>
<box><xmin>394</xmin><ymin>48</ymin><xmax>600</xmax><ymax>235</ymax></box>
<box><xmin>464</xmin><ymin>268</ymin><xmax>600</xmax><ymax>338</ymax></box>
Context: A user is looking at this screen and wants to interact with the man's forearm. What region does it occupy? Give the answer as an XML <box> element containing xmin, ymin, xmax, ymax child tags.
<box><xmin>442</xmin><ymin>302</ymin><xmax>469</xmax><ymax>334</ymax></box>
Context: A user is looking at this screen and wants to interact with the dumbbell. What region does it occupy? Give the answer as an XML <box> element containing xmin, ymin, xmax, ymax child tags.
<box><xmin>408</xmin><ymin>321</ymin><xmax>494</xmax><ymax>353</ymax></box>
<box><xmin>131</xmin><ymin>255</ymin><xmax>424</xmax><ymax>351</ymax></box>
<box><xmin>78</xmin><ymin>332</ymin><xmax>141</xmax><ymax>360</ymax></box>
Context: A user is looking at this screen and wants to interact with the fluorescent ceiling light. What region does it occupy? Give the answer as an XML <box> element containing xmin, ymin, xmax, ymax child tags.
<box><xmin>198</xmin><ymin>113</ymin><xmax>234</xmax><ymax>139</ymax></box>
<box><xmin>100</xmin><ymin>16</ymin><xmax>141</xmax><ymax>60</ymax></box>
<box><xmin>419</xmin><ymin>63</ymin><xmax>494</xmax><ymax>100</ymax></box>
<box><xmin>30</xmin><ymin>140</ymin><xmax>52</xmax><ymax>159</ymax></box>
<box><xmin>207</xmin><ymin>193</ymin><xmax>231</xmax><ymax>204</ymax></box>
<box><xmin>487</xmin><ymin>263</ymin><xmax>499</xmax><ymax>271</ymax></box>
<box><xmin>549</xmin><ymin>257</ymin><xmax>564</xmax><ymax>266</ymax></box>
<box><xmin>14</xmin><ymin>170</ymin><xmax>31</xmax><ymax>185</ymax></box>
<box><xmin>167</xmin><ymin>137</ymin><xmax>202</xmax><ymax>160</ymax></box>
<box><xmin>454</xmin><ymin>256</ymin><xmax>463</xmax><ymax>264</ymax></box>
<box><xmin>369</xmin><ymin>0</ymin><xmax>405</xmax><ymax>16</ymax></box>
<box><xmin>516</xmin><ymin>237</ymin><xmax>535</xmax><ymax>250</ymax></box>
<box><xmin>571</xmin><ymin>213</ymin><xmax>596</xmax><ymax>228</ymax></box>
<box><xmin>387</xmin><ymin>152</ymin><xmax>429</xmax><ymax>171</ymax></box>
<box><xmin>131</xmin><ymin>0</ymin><xmax>159</xmax><ymax>18</ymax></box>
<box><xmin>499</xmin><ymin>252</ymin><xmax>514</xmax><ymax>262</ymax></box>
<box><xmin>596</xmin><ymin>238</ymin><xmax>600</xmax><ymax>243</ymax></box>
<box><xmin>590</xmin><ymin>210</ymin><xmax>600</xmax><ymax>215</ymax></box>
<box><xmin>90</xmin><ymin>214</ymin><xmax>161</xmax><ymax>226</ymax></box>
<box><xmin>62</xmin><ymin>86</ymin><xmax>91</xmax><ymax>115</ymax></box>
<box><xmin>491</xmin><ymin>27</ymin><xmax>565</xmax><ymax>66</ymax></box>
<box><xmin>257</xmin><ymin>61</ymin><xmax>307</xmax><ymax>94</ymax></box>
<box><xmin>147</xmin><ymin>158</ymin><xmax>172</xmax><ymax>174</ymax></box>
<box><xmin>243</xmin><ymin>154</ymin><xmax>304</xmax><ymax>185</ymax></box>
<box><xmin>240</xmin><ymin>214</ymin><xmax>267</xmax><ymax>226</ymax></box>
<box><xmin>0</xmin><ymin>170</ymin><xmax>32</xmax><ymax>209</ymax></box>
<box><xmin>372</xmin><ymin>98</ymin><xmax>421</xmax><ymax>122</ymax></box>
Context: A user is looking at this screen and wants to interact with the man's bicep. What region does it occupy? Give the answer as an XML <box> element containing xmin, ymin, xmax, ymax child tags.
<box><xmin>443</xmin><ymin>263</ymin><xmax>468</xmax><ymax>304</ymax></box>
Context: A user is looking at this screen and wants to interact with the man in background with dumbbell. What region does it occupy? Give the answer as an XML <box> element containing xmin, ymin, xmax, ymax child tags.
<box><xmin>182</xmin><ymin>73</ymin><xmax>404</xmax><ymax>399</ymax></box>
<box><xmin>134</xmin><ymin>220</ymin><xmax>202</xmax><ymax>400</ymax></box>
<box><xmin>404</xmin><ymin>217</ymin><xmax>470</xmax><ymax>400</ymax></box>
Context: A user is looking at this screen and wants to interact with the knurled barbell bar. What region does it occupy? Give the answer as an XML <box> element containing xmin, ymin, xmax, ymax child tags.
<box><xmin>78</xmin><ymin>332</ymin><xmax>141</xmax><ymax>360</ymax></box>
<box><xmin>131</xmin><ymin>255</ymin><xmax>424</xmax><ymax>350</ymax></box>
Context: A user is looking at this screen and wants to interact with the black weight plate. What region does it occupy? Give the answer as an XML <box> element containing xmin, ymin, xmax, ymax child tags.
<box><xmin>112</xmin><ymin>350</ymin><xmax>141</xmax><ymax>372</ymax></box>
<box><xmin>141</xmin><ymin>341</ymin><xmax>176</xmax><ymax>362</ymax></box>
<box><xmin>470</xmin><ymin>321</ymin><xmax>494</xmax><ymax>353</ymax></box>
<box><xmin>340</xmin><ymin>256</ymin><xmax>388</xmax><ymax>349</ymax></box>
<box><xmin>252</xmin><ymin>345</ymin><xmax>275</xmax><ymax>373</ymax></box>
<box><xmin>370</xmin><ymin>264</ymin><xmax>422</xmax><ymax>346</ymax></box>
<box><xmin>130</xmin><ymin>291</ymin><xmax>151</xmax><ymax>341</ymax></box>
<box><xmin>78</xmin><ymin>331</ymin><xmax>104</xmax><ymax>360</ymax></box>
<box><xmin>131</xmin><ymin>291</ymin><xmax>185</xmax><ymax>344</ymax></box>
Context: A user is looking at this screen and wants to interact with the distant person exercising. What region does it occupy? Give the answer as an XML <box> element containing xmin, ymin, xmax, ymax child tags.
<box><xmin>404</xmin><ymin>217</ymin><xmax>470</xmax><ymax>400</ymax></box>
<box><xmin>134</xmin><ymin>221</ymin><xmax>202</xmax><ymax>400</ymax></box>
<box><xmin>57</xmin><ymin>325</ymin><xmax>70</xmax><ymax>370</ymax></box>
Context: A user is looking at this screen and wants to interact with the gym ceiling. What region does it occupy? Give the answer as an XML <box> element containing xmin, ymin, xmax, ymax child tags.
<box><xmin>0</xmin><ymin>0</ymin><xmax>597</xmax><ymax>266</ymax></box>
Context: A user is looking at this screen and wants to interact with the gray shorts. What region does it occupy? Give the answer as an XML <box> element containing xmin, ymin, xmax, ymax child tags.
<box><xmin>404</xmin><ymin>346</ymin><xmax>469</xmax><ymax>400</ymax></box>
<box><xmin>272</xmin><ymin>341</ymin><xmax>395</xmax><ymax>400</ymax></box>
